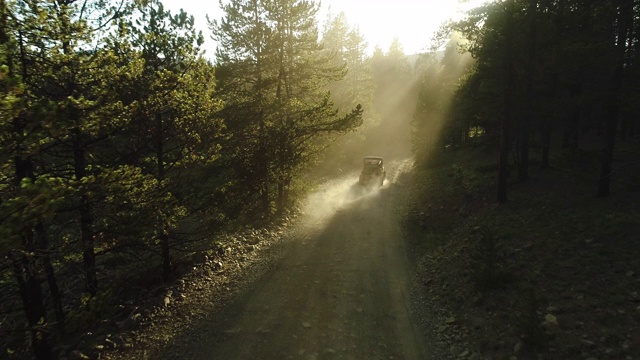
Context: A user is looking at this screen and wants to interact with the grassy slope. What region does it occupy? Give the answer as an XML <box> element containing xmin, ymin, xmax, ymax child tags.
<box><xmin>404</xmin><ymin>144</ymin><xmax>640</xmax><ymax>360</ymax></box>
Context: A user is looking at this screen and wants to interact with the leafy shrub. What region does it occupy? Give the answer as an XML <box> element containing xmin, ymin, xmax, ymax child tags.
<box><xmin>65</xmin><ymin>290</ymin><xmax>118</xmax><ymax>335</ymax></box>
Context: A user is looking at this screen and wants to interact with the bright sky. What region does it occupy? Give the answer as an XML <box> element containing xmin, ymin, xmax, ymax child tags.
<box><xmin>161</xmin><ymin>0</ymin><xmax>486</xmax><ymax>58</ymax></box>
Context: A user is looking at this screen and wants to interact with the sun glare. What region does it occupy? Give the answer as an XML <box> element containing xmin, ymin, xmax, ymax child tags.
<box><xmin>319</xmin><ymin>0</ymin><xmax>488</xmax><ymax>55</ymax></box>
<box><xmin>161</xmin><ymin>0</ymin><xmax>489</xmax><ymax>58</ymax></box>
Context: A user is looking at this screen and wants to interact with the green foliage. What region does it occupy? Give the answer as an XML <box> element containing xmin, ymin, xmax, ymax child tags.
<box><xmin>117</xmin><ymin>1</ymin><xmax>225</xmax><ymax>279</ymax></box>
<box><xmin>321</xmin><ymin>11</ymin><xmax>374</xmax><ymax>120</ymax></box>
<box><xmin>451</xmin><ymin>162</ymin><xmax>473</xmax><ymax>189</ymax></box>
<box><xmin>312</xmin><ymin>11</ymin><xmax>376</xmax><ymax>174</ymax></box>
<box><xmin>94</xmin><ymin>166</ymin><xmax>161</xmax><ymax>243</ymax></box>
<box><xmin>65</xmin><ymin>290</ymin><xmax>118</xmax><ymax>335</ymax></box>
<box><xmin>0</xmin><ymin>0</ymin><xmax>223</xmax><ymax>355</ymax></box>
<box><xmin>415</xmin><ymin>0</ymin><xmax>640</xmax><ymax>198</ymax></box>
<box><xmin>0</xmin><ymin>177</ymin><xmax>67</xmax><ymax>249</ymax></box>
<box><xmin>212</xmin><ymin>0</ymin><xmax>363</xmax><ymax>217</ymax></box>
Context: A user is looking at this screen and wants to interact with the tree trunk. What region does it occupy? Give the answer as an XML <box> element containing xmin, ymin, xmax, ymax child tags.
<box><xmin>10</xmin><ymin>252</ymin><xmax>53</xmax><ymax>360</ymax></box>
<box><xmin>597</xmin><ymin>0</ymin><xmax>632</xmax><ymax>197</ymax></box>
<box><xmin>258</xmin><ymin>113</ymin><xmax>271</xmax><ymax>221</ymax></box>
<box><xmin>562</xmin><ymin>84</ymin><xmax>582</xmax><ymax>151</ymax></box>
<box><xmin>74</xmin><ymin>134</ymin><xmax>97</xmax><ymax>295</ymax></box>
<box><xmin>13</xmin><ymin>155</ymin><xmax>53</xmax><ymax>359</ymax></box>
<box><xmin>498</xmin><ymin>0</ymin><xmax>515</xmax><ymax>204</ymax></box>
<box><xmin>541</xmin><ymin>0</ymin><xmax>566</xmax><ymax>169</ymax></box>
<box><xmin>160</xmin><ymin>229</ymin><xmax>171</xmax><ymax>281</ymax></box>
<box><xmin>156</xmin><ymin>112</ymin><xmax>172</xmax><ymax>281</ymax></box>
<box><xmin>619</xmin><ymin>114</ymin><xmax>637</xmax><ymax>140</ymax></box>
<box><xmin>36</xmin><ymin>222</ymin><xmax>65</xmax><ymax>329</ymax></box>
<box><xmin>261</xmin><ymin>183</ymin><xmax>270</xmax><ymax>220</ymax></box>
<box><xmin>519</xmin><ymin>0</ymin><xmax>538</xmax><ymax>181</ymax></box>
<box><xmin>628</xmin><ymin>116</ymin><xmax>636</xmax><ymax>138</ymax></box>
<box><xmin>276</xmin><ymin>132</ymin><xmax>289</xmax><ymax>215</ymax></box>
<box><xmin>277</xmin><ymin>180</ymin><xmax>284</xmax><ymax>215</ymax></box>
<box><xmin>10</xmin><ymin>18</ymin><xmax>53</xmax><ymax>359</ymax></box>
<box><xmin>284</xmin><ymin>177</ymin><xmax>291</xmax><ymax>209</ymax></box>
<box><xmin>541</xmin><ymin>124</ymin><xmax>551</xmax><ymax>168</ymax></box>
<box><xmin>80</xmin><ymin>192</ymin><xmax>97</xmax><ymax>294</ymax></box>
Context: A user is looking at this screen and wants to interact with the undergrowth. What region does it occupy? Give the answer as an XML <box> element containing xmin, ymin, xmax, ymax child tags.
<box><xmin>471</xmin><ymin>222</ymin><xmax>513</xmax><ymax>292</ymax></box>
<box><xmin>405</xmin><ymin>142</ymin><xmax>640</xmax><ymax>359</ymax></box>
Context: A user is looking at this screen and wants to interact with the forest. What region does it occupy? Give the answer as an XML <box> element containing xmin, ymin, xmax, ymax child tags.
<box><xmin>1</xmin><ymin>0</ymin><xmax>639</xmax><ymax>359</ymax></box>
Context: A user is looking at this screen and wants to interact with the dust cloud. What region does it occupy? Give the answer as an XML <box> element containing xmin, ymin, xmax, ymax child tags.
<box><xmin>306</xmin><ymin>33</ymin><xmax>474</xmax><ymax>213</ymax></box>
<box><xmin>300</xmin><ymin>173</ymin><xmax>384</xmax><ymax>226</ymax></box>
<box><xmin>410</xmin><ymin>32</ymin><xmax>475</xmax><ymax>165</ymax></box>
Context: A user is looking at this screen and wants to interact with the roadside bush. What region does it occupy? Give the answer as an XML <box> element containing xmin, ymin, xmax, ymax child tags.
<box><xmin>471</xmin><ymin>223</ymin><xmax>513</xmax><ymax>291</ymax></box>
<box><xmin>516</xmin><ymin>286</ymin><xmax>549</xmax><ymax>353</ymax></box>
<box><xmin>65</xmin><ymin>290</ymin><xmax>119</xmax><ymax>335</ymax></box>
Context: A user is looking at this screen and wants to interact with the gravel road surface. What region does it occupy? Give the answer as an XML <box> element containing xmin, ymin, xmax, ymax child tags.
<box><xmin>109</xmin><ymin>160</ymin><xmax>432</xmax><ymax>360</ymax></box>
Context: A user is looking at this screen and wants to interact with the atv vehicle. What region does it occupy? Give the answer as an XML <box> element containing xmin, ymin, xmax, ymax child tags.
<box><xmin>358</xmin><ymin>156</ymin><xmax>386</xmax><ymax>187</ymax></box>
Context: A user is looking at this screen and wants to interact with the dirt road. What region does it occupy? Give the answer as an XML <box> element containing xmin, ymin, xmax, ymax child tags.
<box><xmin>153</xmin><ymin>162</ymin><xmax>428</xmax><ymax>360</ymax></box>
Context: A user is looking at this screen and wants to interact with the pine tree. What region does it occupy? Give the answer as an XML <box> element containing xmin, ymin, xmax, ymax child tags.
<box><xmin>266</xmin><ymin>0</ymin><xmax>362</xmax><ymax>213</ymax></box>
<box><xmin>319</xmin><ymin>11</ymin><xmax>374</xmax><ymax>169</ymax></box>
<box><xmin>211</xmin><ymin>0</ymin><xmax>278</xmax><ymax>220</ymax></box>
<box><xmin>212</xmin><ymin>0</ymin><xmax>362</xmax><ymax>218</ymax></box>
<box><xmin>128</xmin><ymin>0</ymin><xmax>222</xmax><ymax>280</ymax></box>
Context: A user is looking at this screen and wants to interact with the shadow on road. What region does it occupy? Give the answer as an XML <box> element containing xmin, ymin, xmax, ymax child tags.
<box><xmin>148</xmin><ymin>160</ymin><xmax>426</xmax><ymax>360</ymax></box>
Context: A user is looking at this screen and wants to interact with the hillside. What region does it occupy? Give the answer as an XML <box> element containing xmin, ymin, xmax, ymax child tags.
<box><xmin>403</xmin><ymin>145</ymin><xmax>640</xmax><ymax>360</ymax></box>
